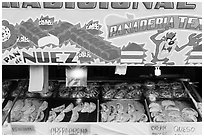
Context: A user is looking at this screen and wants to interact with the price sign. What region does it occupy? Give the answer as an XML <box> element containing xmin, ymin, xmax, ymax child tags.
<box><xmin>172</xmin><ymin>123</ymin><xmax>201</xmax><ymax>135</ymax></box>
<box><xmin>11</xmin><ymin>125</ymin><xmax>35</xmax><ymax>135</ymax></box>
<box><xmin>149</xmin><ymin>123</ymin><xmax>173</xmax><ymax>135</ymax></box>
<box><xmin>50</xmin><ymin>124</ymin><xmax>90</xmax><ymax>135</ymax></box>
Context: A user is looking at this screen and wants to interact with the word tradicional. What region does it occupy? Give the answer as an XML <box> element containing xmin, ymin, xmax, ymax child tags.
<box><xmin>3</xmin><ymin>2</ymin><xmax>196</xmax><ymax>9</ymax></box>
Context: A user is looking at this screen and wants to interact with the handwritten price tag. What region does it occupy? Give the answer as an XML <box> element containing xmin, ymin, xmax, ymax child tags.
<box><xmin>50</xmin><ymin>124</ymin><xmax>90</xmax><ymax>135</ymax></box>
<box><xmin>149</xmin><ymin>123</ymin><xmax>173</xmax><ymax>135</ymax></box>
<box><xmin>172</xmin><ymin>123</ymin><xmax>201</xmax><ymax>135</ymax></box>
<box><xmin>11</xmin><ymin>125</ymin><xmax>35</xmax><ymax>135</ymax></box>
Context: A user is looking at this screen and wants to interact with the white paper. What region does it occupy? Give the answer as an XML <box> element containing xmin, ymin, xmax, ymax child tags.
<box><xmin>115</xmin><ymin>65</ymin><xmax>127</xmax><ymax>75</ymax></box>
<box><xmin>28</xmin><ymin>66</ymin><xmax>45</xmax><ymax>92</ymax></box>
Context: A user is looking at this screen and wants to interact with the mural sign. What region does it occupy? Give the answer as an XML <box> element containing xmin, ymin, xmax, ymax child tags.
<box><xmin>2</xmin><ymin>2</ymin><xmax>202</xmax><ymax>66</ymax></box>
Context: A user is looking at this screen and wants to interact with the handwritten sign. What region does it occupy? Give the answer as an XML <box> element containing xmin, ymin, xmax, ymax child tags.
<box><xmin>173</xmin><ymin>124</ymin><xmax>199</xmax><ymax>135</ymax></box>
<box><xmin>149</xmin><ymin>123</ymin><xmax>173</xmax><ymax>135</ymax></box>
<box><xmin>11</xmin><ymin>125</ymin><xmax>35</xmax><ymax>135</ymax></box>
<box><xmin>50</xmin><ymin>124</ymin><xmax>90</xmax><ymax>135</ymax></box>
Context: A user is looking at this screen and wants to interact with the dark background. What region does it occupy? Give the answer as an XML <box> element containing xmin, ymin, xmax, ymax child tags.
<box><xmin>2</xmin><ymin>65</ymin><xmax>202</xmax><ymax>97</ymax></box>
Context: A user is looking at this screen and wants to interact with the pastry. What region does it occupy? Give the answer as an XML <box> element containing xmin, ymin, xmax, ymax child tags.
<box><xmin>161</xmin><ymin>100</ymin><xmax>175</xmax><ymax>107</ymax></box>
<box><xmin>53</xmin><ymin>112</ymin><xmax>65</xmax><ymax>122</ymax></box>
<box><xmin>70</xmin><ymin>111</ymin><xmax>79</xmax><ymax>122</ymax></box>
<box><xmin>63</xmin><ymin>103</ymin><xmax>74</xmax><ymax>113</ymax></box>
<box><xmin>101</xmin><ymin>100</ymin><xmax>147</xmax><ymax>122</ymax></box>
<box><xmin>171</xmin><ymin>82</ymin><xmax>182</xmax><ymax>90</ymax></box>
<box><xmin>58</xmin><ymin>84</ymin><xmax>71</xmax><ymax>98</ymax></box>
<box><xmin>39</xmin><ymin>101</ymin><xmax>48</xmax><ymax>111</ymax></box>
<box><xmin>89</xmin><ymin>102</ymin><xmax>96</xmax><ymax>113</ymax></box>
<box><xmin>157</xmin><ymin>81</ymin><xmax>169</xmax><ymax>87</ymax></box>
<box><xmin>182</xmin><ymin>108</ymin><xmax>198</xmax><ymax>117</ymax></box>
<box><xmin>2</xmin><ymin>80</ymin><xmax>12</xmax><ymax>98</ymax></box>
<box><xmin>81</xmin><ymin>102</ymin><xmax>90</xmax><ymax>113</ymax></box>
<box><xmin>125</xmin><ymin>89</ymin><xmax>142</xmax><ymax>99</ymax></box>
<box><xmin>144</xmin><ymin>81</ymin><xmax>155</xmax><ymax>89</ymax></box>
<box><xmin>173</xmin><ymin>89</ymin><xmax>188</xmax><ymax>98</ymax></box>
<box><xmin>149</xmin><ymin>100</ymin><xmax>199</xmax><ymax>122</ymax></box>
<box><xmin>103</xmin><ymin>89</ymin><xmax>116</xmax><ymax>99</ymax></box>
<box><xmin>114</xmin><ymin>89</ymin><xmax>127</xmax><ymax>99</ymax></box>
<box><xmin>52</xmin><ymin>104</ymin><xmax>65</xmax><ymax>112</ymax></box>
<box><xmin>47</xmin><ymin>111</ymin><xmax>57</xmax><ymax>122</ymax></box>
<box><xmin>35</xmin><ymin>111</ymin><xmax>45</xmax><ymax>122</ymax></box>
<box><xmin>165</xmin><ymin>105</ymin><xmax>180</xmax><ymax>111</ymax></box>
<box><xmin>149</xmin><ymin>102</ymin><xmax>160</xmax><ymax>108</ymax></box>
<box><xmin>3</xmin><ymin>100</ymin><xmax>12</xmax><ymax>111</ymax></box>
<box><xmin>159</xmin><ymin>88</ymin><xmax>172</xmax><ymax>98</ymax></box>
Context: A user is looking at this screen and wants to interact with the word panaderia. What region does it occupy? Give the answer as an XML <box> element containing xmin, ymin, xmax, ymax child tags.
<box><xmin>108</xmin><ymin>15</ymin><xmax>202</xmax><ymax>38</ymax></box>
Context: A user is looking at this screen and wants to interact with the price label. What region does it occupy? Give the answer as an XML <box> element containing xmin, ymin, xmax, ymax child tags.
<box><xmin>172</xmin><ymin>123</ymin><xmax>201</xmax><ymax>135</ymax></box>
<box><xmin>11</xmin><ymin>125</ymin><xmax>35</xmax><ymax>135</ymax></box>
<box><xmin>149</xmin><ymin>123</ymin><xmax>173</xmax><ymax>135</ymax></box>
<box><xmin>50</xmin><ymin>124</ymin><xmax>90</xmax><ymax>135</ymax></box>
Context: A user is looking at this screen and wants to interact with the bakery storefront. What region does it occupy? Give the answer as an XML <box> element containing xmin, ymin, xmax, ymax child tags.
<box><xmin>2</xmin><ymin>2</ymin><xmax>202</xmax><ymax>135</ymax></box>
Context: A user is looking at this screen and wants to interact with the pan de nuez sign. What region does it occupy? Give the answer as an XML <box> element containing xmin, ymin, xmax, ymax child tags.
<box><xmin>2</xmin><ymin>2</ymin><xmax>202</xmax><ymax>66</ymax></box>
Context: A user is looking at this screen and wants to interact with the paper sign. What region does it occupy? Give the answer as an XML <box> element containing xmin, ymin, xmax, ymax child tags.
<box><xmin>2</xmin><ymin>122</ymin><xmax>12</xmax><ymax>135</ymax></box>
<box><xmin>50</xmin><ymin>124</ymin><xmax>90</xmax><ymax>135</ymax></box>
<box><xmin>11</xmin><ymin>125</ymin><xmax>35</xmax><ymax>135</ymax></box>
<box><xmin>172</xmin><ymin>123</ymin><xmax>200</xmax><ymax>135</ymax></box>
<box><xmin>66</xmin><ymin>67</ymin><xmax>87</xmax><ymax>87</ymax></box>
<box><xmin>28</xmin><ymin>65</ymin><xmax>44</xmax><ymax>92</ymax></box>
<box><xmin>149</xmin><ymin>123</ymin><xmax>173</xmax><ymax>135</ymax></box>
<box><xmin>115</xmin><ymin>65</ymin><xmax>127</xmax><ymax>75</ymax></box>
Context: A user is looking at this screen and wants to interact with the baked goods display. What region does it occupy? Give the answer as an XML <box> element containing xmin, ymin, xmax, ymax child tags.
<box><xmin>2</xmin><ymin>80</ymin><xmax>13</xmax><ymax>98</ymax></box>
<box><xmin>2</xmin><ymin>79</ymin><xmax>201</xmax><ymax>124</ymax></box>
<box><xmin>40</xmin><ymin>81</ymin><xmax>58</xmax><ymax>97</ymax></box>
<box><xmin>47</xmin><ymin>101</ymin><xmax>97</xmax><ymax>122</ymax></box>
<box><xmin>10</xmin><ymin>99</ymin><xmax>48</xmax><ymax>122</ymax></box>
<box><xmin>11</xmin><ymin>80</ymin><xmax>28</xmax><ymax>97</ymax></box>
<box><xmin>100</xmin><ymin>100</ymin><xmax>148</xmax><ymax>122</ymax></box>
<box><xmin>144</xmin><ymin>81</ymin><xmax>188</xmax><ymax>101</ymax></box>
<box><xmin>58</xmin><ymin>83</ymin><xmax>99</xmax><ymax>98</ymax></box>
<box><xmin>102</xmin><ymin>83</ymin><xmax>142</xmax><ymax>99</ymax></box>
<box><xmin>84</xmin><ymin>83</ymin><xmax>99</xmax><ymax>98</ymax></box>
<box><xmin>2</xmin><ymin>100</ymin><xmax>13</xmax><ymax>120</ymax></box>
<box><xmin>148</xmin><ymin>100</ymin><xmax>199</xmax><ymax>122</ymax></box>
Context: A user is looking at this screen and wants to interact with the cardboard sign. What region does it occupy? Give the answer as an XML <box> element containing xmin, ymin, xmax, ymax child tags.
<box><xmin>11</xmin><ymin>125</ymin><xmax>36</xmax><ymax>135</ymax></box>
<box><xmin>50</xmin><ymin>124</ymin><xmax>90</xmax><ymax>135</ymax></box>
<box><xmin>149</xmin><ymin>123</ymin><xmax>173</xmax><ymax>135</ymax></box>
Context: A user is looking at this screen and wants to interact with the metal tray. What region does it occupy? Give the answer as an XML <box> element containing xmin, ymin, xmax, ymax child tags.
<box><xmin>45</xmin><ymin>98</ymin><xmax>98</xmax><ymax>122</ymax></box>
<box><xmin>9</xmin><ymin>98</ymin><xmax>49</xmax><ymax>122</ymax></box>
<box><xmin>146</xmin><ymin>98</ymin><xmax>202</xmax><ymax>122</ymax></box>
<box><xmin>99</xmin><ymin>98</ymin><xmax>151</xmax><ymax>122</ymax></box>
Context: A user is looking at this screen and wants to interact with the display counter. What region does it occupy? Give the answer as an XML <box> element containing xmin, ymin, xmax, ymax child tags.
<box><xmin>2</xmin><ymin>2</ymin><xmax>202</xmax><ymax>135</ymax></box>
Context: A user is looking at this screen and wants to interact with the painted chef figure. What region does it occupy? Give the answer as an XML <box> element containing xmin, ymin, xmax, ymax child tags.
<box><xmin>150</xmin><ymin>26</ymin><xmax>202</xmax><ymax>65</ymax></box>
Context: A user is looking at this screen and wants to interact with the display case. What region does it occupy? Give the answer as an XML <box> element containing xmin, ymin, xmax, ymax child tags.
<box><xmin>2</xmin><ymin>2</ymin><xmax>202</xmax><ymax>135</ymax></box>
